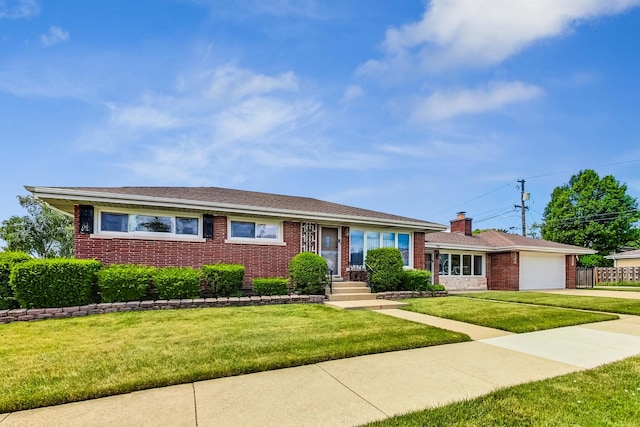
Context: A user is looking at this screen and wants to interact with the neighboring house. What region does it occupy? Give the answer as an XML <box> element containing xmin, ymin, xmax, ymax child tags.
<box><xmin>606</xmin><ymin>249</ymin><xmax>640</xmax><ymax>267</ymax></box>
<box><xmin>425</xmin><ymin>213</ymin><xmax>594</xmax><ymax>291</ymax></box>
<box><xmin>27</xmin><ymin>186</ymin><xmax>446</xmax><ymax>286</ymax></box>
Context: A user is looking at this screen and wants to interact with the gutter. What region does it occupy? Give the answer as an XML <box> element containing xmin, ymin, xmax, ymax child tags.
<box><xmin>26</xmin><ymin>186</ymin><xmax>447</xmax><ymax>232</ymax></box>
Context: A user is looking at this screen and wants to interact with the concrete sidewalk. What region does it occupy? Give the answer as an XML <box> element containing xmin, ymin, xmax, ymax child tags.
<box><xmin>2</xmin><ymin>315</ymin><xmax>640</xmax><ymax>427</ymax></box>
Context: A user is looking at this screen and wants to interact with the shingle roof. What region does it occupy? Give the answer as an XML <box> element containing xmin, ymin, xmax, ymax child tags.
<box><xmin>607</xmin><ymin>248</ymin><xmax>640</xmax><ymax>259</ymax></box>
<box><xmin>27</xmin><ymin>186</ymin><xmax>446</xmax><ymax>231</ymax></box>
<box><xmin>425</xmin><ymin>230</ymin><xmax>594</xmax><ymax>254</ymax></box>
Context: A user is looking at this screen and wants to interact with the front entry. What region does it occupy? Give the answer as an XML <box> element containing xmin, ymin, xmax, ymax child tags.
<box><xmin>320</xmin><ymin>227</ymin><xmax>339</xmax><ymax>276</ymax></box>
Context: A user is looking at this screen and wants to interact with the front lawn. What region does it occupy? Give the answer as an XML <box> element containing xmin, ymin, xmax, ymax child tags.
<box><xmin>461</xmin><ymin>291</ymin><xmax>640</xmax><ymax>315</ymax></box>
<box><xmin>364</xmin><ymin>356</ymin><xmax>640</xmax><ymax>426</ymax></box>
<box><xmin>0</xmin><ymin>305</ymin><xmax>468</xmax><ymax>413</ymax></box>
<box><xmin>402</xmin><ymin>297</ymin><xmax>617</xmax><ymax>333</ymax></box>
<box><xmin>597</xmin><ymin>281</ymin><xmax>640</xmax><ymax>287</ymax></box>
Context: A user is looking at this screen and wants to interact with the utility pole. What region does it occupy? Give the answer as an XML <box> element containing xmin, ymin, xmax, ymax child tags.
<box><xmin>515</xmin><ymin>179</ymin><xmax>529</xmax><ymax>236</ymax></box>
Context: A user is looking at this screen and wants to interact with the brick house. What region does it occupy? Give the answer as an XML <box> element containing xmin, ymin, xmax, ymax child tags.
<box><xmin>27</xmin><ymin>186</ymin><xmax>446</xmax><ymax>287</ymax></box>
<box><xmin>425</xmin><ymin>213</ymin><xmax>594</xmax><ymax>291</ymax></box>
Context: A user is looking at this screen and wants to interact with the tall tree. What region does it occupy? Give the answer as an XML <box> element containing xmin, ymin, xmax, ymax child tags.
<box><xmin>0</xmin><ymin>196</ymin><xmax>74</xmax><ymax>258</ymax></box>
<box><xmin>542</xmin><ymin>169</ymin><xmax>640</xmax><ymax>255</ymax></box>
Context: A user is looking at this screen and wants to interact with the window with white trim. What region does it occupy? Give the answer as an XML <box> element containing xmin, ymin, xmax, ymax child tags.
<box><xmin>228</xmin><ymin>219</ymin><xmax>282</xmax><ymax>242</ymax></box>
<box><xmin>439</xmin><ymin>252</ymin><xmax>484</xmax><ymax>276</ymax></box>
<box><xmin>350</xmin><ymin>229</ymin><xmax>412</xmax><ymax>267</ymax></box>
<box><xmin>98</xmin><ymin>210</ymin><xmax>201</xmax><ymax>237</ymax></box>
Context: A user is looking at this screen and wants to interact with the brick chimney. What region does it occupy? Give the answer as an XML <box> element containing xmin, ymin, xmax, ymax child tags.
<box><xmin>450</xmin><ymin>212</ymin><xmax>473</xmax><ymax>236</ymax></box>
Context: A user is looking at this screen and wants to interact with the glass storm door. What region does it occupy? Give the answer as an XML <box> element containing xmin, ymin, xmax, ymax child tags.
<box><xmin>320</xmin><ymin>227</ymin><xmax>339</xmax><ymax>276</ymax></box>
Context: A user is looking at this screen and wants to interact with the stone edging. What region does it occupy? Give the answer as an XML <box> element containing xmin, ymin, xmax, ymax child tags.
<box><xmin>0</xmin><ymin>295</ymin><xmax>325</xmax><ymax>324</ymax></box>
<box><xmin>376</xmin><ymin>290</ymin><xmax>448</xmax><ymax>300</ymax></box>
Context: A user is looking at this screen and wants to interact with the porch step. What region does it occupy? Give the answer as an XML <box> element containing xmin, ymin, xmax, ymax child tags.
<box><xmin>331</xmin><ymin>287</ymin><xmax>372</xmax><ymax>295</ymax></box>
<box><xmin>325</xmin><ymin>299</ymin><xmax>408</xmax><ymax>310</ymax></box>
<box><xmin>327</xmin><ymin>293</ymin><xmax>377</xmax><ymax>301</ymax></box>
<box><xmin>331</xmin><ymin>281</ymin><xmax>368</xmax><ymax>289</ymax></box>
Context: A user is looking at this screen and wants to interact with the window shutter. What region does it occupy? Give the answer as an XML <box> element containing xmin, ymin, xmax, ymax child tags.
<box><xmin>79</xmin><ymin>205</ymin><xmax>94</xmax><ymax>234</ymax></box>
<box><xmin>203</xmin><ymin>214</ymin><xmax>214</xmax><ymax>239</ymax></box>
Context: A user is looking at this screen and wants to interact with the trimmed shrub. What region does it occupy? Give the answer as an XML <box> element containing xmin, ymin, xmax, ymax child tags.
<box><xmin>201</xmin><ymin>264</ymin><xmax>245</xmax><ymax>297</ymax></box>
<box><xmin>97</xmin><ymin>264</ymin><xmax>155</xmax><ymax>303</ymax></box>
<box><xmin>153</xmin><ymin>267</ymin><xmax>201</xmax><ymax>299</ymax></box>
<box><xmin>10</xmin><ymin>259</ymin><xmax>102</xmax><ymax>308</ymax></box>
<box><xmin>401</xmin><ymin>269</ymin><xmax>432</xmax><ymax>292</ymax></box>
<box><xmin>0</xmin><ymin>251</ymin><xmax>31</xmax><ymax>309</ymax></box>
<box><xmin>427</xmin><ymin>284</ymin><xmax>446</xmax><ymax>292</ymax></box>
<box><xmin>366</xmin><ymin>248</ymin><xmax>404</xmax><ymax>292</ymax></box>
<box><xmin>253</xmin><ymin>277</ymin><xmax>289</xmax><ymax>296</ymax></box>
<box><xmin>289</xmin><ymin>252</ymin><xmax>328</xmax><ymax>295</ymax></box>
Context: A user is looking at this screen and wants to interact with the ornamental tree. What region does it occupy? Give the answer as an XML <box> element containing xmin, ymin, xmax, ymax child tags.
<box><xmin>541</xmin><ymin>169</ymin><xmax>640</xmax><ymax>255</ymax></box>
<box><xmin>0</xmin><ymin>196</ymin><xmax>74</xmax><ymax>258</ymax></box>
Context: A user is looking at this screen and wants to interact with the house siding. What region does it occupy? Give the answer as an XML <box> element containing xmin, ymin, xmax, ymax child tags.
<box><xmin>614</xmin><ymin>258</ymin><xmax>640</xmax><ymax>268</ymax></box>
<box><xmin>487</xmin><ymin>251</ymin><xmax>519</xmax><ymax>291</ymax></box>
<box><xmin>74</xmin><ymin>205</ymin><xmax>300</xmax><ymax>286</ymax></box>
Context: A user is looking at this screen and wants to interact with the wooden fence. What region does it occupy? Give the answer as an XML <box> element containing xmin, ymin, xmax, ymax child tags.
<box><xmin>576</xmin><ymin>266</ymin><xmax>594</xmax><ymax>288</ymax></box>
<box><xmin>595</xmin><ymin>267</ymin><xmax>640</xmax><ymax>284</ymax></box>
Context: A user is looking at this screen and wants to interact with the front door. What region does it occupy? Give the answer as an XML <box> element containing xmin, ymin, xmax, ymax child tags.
<box><xmin>320</xmin><ymin>227</ymin><xmax>339</xmax><ymax>276</ymax></box>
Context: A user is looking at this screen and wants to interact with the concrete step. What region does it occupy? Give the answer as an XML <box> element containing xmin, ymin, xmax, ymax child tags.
<box><xmin>328</xmin><ymin>293</ymin><xmax>378</xmax><ymax>301</ymax></box>
<box><xmin>331</xmin><ymin>281</ymin><xmax>368</xmax><ymax>289</ymax></box>
<box><xmin>331</xmin><ymin>287</ymin><xmax>372</xmax><ymax>295</ymax></box>
<box><xmin>325</xmin><ymin>299</ymin><xmax>408</xmax><ymax>310</ymax></box>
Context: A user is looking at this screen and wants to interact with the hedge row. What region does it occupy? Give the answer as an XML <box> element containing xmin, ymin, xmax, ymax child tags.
<box><xmin>5</xmin><ymin>260</ymin><xmax>250</xmax><ymax>308</ymax></box>
<box><xmin>0</xmin><ymin>252</ymin><xmax>32</xmax><ymax>309</ymax></box>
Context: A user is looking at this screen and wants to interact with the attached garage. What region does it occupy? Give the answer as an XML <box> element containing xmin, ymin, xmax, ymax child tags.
<box><xmin>519</xmin><ymin>252</ymin><xmax>566</xmax><ymax>290</ymax></box>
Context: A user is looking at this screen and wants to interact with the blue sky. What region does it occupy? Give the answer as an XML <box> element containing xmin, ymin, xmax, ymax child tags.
<box><xmin>1</xmin><ymin>0</ymin><xmax>640</xmax><ymax>234</ymax></box>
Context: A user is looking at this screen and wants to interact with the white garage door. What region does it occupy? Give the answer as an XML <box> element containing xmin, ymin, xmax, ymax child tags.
<box><xmin>519</xmin><ymin>252</ymin><xmax>566</xmax><ymax>290</ymax></box>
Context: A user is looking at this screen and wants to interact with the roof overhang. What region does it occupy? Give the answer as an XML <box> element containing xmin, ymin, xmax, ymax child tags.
<box><xmin>425</xmin><ymin>242</ymin><xmax>595</xmax><ymax>255</ymax></box>
<box><xmin>26</xmin><ymin>186</ymin><xmax>447</xmax><ymax>232</ymax></box>
<box><xmin>606</xmin><ymin>252</ymin><xmax>640</xmax><ymax>260</ymax></box>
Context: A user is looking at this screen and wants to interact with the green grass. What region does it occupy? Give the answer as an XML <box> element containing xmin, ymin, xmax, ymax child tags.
<box><xmin>461</xmin><ymin>291</ymin><xmax>640</xmax><ymax>315</ymax></box>
<box><xmin>597</xmin><ymin>281</ymin><xmax>640</xmax><ymax>287</ymax></box>
<box><xmin>364</xmin><ymin>356</ymin><xmax>640</xmax><ymax>426</ymax></box>
<box><xmin>0</xmin><ymin>305</ymin><xmax>468</xmax><ymax>413</ymax></box>
<box><xmin>594</xmin><ymin>286</ymin><xmax>640</xmax><ymax>292</ymax></box>
<box><xmin>402</xmin><ymin>297</ymin><xmax>617</xmax><ymax>333</ymax></box>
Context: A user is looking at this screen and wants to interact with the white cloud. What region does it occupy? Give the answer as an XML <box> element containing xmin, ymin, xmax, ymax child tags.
<box><xmin>377</xmin><ymin>139</ymin><xmax>501</xmax><ymax>162</ymax></box>
<box><xmin>411</xmin><ymin>81</ymin><xmax>544</xmax><ymax>122</ymax></box>
<box><xmin>108</xmin><ymin>104</ymin><xmax>182</xmax><ymax>130</ymax></box>
<box><xmin>204</xmin><ymin>66</ymin><xmax>298</xmax><ymax>100</ymax></box>
<box><xmin>40</xmin><ymin>26</ymin><xmax>69</xmax><ymax>46</ymax></box>
<box><xmin>78</xmin><ymin>64</ymin><xmax>387</xmax><ymax>184</ymax></box>
<box><xmin>342</xmin><ymin>84</ymin><xmax>364</xmax><ymax>102</ymax></box>
<box><xmin>0</xmin><ymin>0</ymin><xmax>39</xmax><ymax>19</ymax></box>
<box><xmin>370</xmin><ymin>0</ymin><xmax>640</xmax><ymax>72</ymax></box>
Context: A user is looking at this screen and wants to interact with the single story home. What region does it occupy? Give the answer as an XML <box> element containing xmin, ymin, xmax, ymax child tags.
<box><xmin>425</xmin><ymin>213</ymin><xmax>594</xmax><ymax>291</ymax></box>
<box><xmin>27</xmin><ymin>186</ymin><xmax>446</xmax><ymax>286</ymax></box>
<box><xmin>606</xmin><ymin>249</ymin><xmax>640</xmax><ymax>267</ymax></box>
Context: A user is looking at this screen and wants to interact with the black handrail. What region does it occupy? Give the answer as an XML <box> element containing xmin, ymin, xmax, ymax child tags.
<box><xmin>364</xmin><ymin>261</ymin><xmax>375</xmax><ymax>290</ymax></box>
<box><xmin>327</xmin><ymin>267</ymin><xmax>333</xmax><ymax>294</ymax></box>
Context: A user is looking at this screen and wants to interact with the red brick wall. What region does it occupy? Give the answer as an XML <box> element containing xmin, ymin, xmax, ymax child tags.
<box><xmin>340</xmin><ymin>226</ymin><xmax>350</xmax><ymax>280</ymax></box>
<box><xmin>413</xmin><ymin>232</ymin><xmax>425</xmax><ymax>269</ymax></box>
<box><xmin>487</xmin><ymin>252</ymin><xmax>520</xmax><ymax>290</ymax></box>
<box><xmin>433</xmin><ymin>249</ymin><xmax>440</xmax><ymax>285</ymax></box>
<box><xmin>74</xmin><ymin>206</ymin><xmax>301</xmax><ymax>286</ymax></box>
<box><xmin>565</xmin><ymin>255</ymin><xmax>576</xmax><ymax>289</ymax></box>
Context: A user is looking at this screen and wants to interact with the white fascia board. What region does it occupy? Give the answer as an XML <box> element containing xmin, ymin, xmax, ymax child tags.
<box><xmin>424</xmin><ymin>242</ymin><xmax>594</xmax><ymax>255</ymax></box>
<box><xmin>27</xmin><ymin>186</ymin><xmax>447</xmax><ymax>232</ymax></box>
<box><xmin>606</xmin><ymin>253</ymin><xmax>640</xmax><ymax>260</ymax></box>
<box><xmin>490</xmin><ymin>245</ymin><xmax>595</xmax><ymax>255</ymax></box>
<box><xmin>424</xmin><ymin>243</ymin><xmax>494</xmax><ymax>252</ymax></box>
